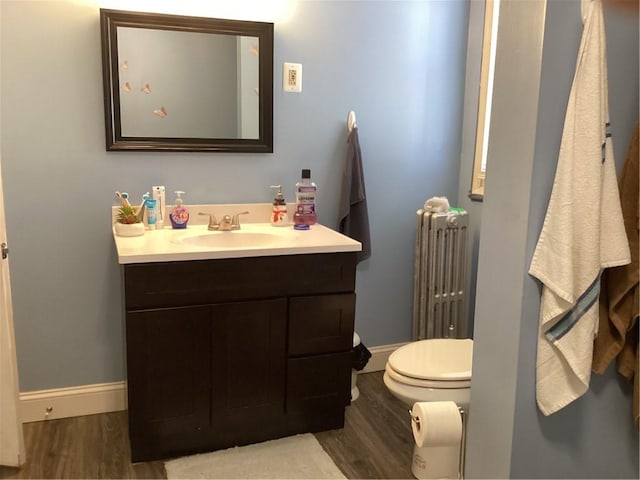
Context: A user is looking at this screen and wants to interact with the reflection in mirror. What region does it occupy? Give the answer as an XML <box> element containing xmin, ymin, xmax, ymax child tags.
<box><xmin>100</xmin><ymin>9</ymin><xmax>273</xmax><ymax>152</ymax></box>
<box><xmin>117</xmin><ymin>28</ymin><xmax>259</xmax><ymax>139</ymax></box>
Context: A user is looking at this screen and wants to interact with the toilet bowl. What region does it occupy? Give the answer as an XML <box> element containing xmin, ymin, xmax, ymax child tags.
<box><xmin>383</xmin><ymin>338</ymin><xmax>473</xmax><ymax>479</ymax></box>
<box><xmin>383</xmin><ymin>338</ymin><xmax>473</xmax><ymax>409</ymax></box>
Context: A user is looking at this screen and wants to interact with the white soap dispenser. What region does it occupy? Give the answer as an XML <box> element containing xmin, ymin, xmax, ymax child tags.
<box><xmin>270</xmin><ymin>185</ymin><xmax>289</xmax><ymax>226</ymax></box>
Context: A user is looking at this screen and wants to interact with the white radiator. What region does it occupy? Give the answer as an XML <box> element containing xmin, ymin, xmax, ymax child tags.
<box><xmin>412</xmin><ymin>208</ymin><xmax>469</xmax><ymax>340</ymax></box>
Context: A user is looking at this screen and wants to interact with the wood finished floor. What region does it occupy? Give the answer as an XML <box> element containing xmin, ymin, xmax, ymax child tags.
<box><xmin>0</xmin><ymin>372</ymin><xmax>414</xmax><ymax>479</ymax></box>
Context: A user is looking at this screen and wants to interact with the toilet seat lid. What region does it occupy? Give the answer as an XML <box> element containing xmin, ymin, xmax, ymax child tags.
<box><xmin>387</xmin><ymin>338</ymin><xmax>473</xmax><ymax>381</ymax></box>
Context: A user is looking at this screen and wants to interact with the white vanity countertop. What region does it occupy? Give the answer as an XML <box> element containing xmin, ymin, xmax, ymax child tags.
<box><xmin>112</xmin><ymin>203</ymin><xmax>362</xmax><ymax>264</ymax></box>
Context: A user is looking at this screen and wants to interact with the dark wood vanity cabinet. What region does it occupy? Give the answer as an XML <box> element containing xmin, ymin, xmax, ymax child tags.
<box><xmin>122</xmin><ymin>252</ymin><xmax>356</xmax><ymax>462</ymax></box>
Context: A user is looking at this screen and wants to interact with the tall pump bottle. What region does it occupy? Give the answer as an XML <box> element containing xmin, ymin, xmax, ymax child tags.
<box><xmin>293</xmin><ymin>169</ymin><xmax>317</xmax><ymax>230</ymax></box>
<box><xmin>152</xmin><ymin>186</ymin><xmax>166</xmax><ymax>229</ymax></box>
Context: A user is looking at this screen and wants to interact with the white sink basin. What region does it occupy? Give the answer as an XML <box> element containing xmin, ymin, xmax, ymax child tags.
<box><xmin>179</xmin><ymin>231</ymin><xmax>281</xmax><ymax>249</ymax></box>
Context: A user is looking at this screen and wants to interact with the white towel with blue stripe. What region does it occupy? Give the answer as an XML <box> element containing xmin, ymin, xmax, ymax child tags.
<box><xmin>528</xmin><ymin>0</ymin><xmax>630</xmax><ymax>416</ymax></box>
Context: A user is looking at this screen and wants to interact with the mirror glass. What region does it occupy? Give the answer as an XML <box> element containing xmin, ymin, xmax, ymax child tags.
<box><xmin>100</xmin><ymin>9</ymin><xmax>274</xmax><ymax>152</ymax></box>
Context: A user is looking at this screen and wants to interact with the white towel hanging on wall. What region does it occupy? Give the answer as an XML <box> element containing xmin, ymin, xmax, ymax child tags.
<box><xmin>528</xmin><ymin>0</ymin><xmax>630</xmax><ymax>415</ymax></box>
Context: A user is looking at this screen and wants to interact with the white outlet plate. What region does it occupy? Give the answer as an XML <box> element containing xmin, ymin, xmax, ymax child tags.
<box><xmin>283</xmin><ymin>62</ymin><xmax>302</xmax><ymax>93</ymax></box>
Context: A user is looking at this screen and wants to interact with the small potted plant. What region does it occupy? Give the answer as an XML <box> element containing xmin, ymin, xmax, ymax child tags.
<box><xmin>114</xmin><ymin>202</ymin><xmax>145</xmax><ymax>237</ymax></box>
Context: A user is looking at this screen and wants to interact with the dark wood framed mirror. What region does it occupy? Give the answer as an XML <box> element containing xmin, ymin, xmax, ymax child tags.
<box><xmin>100</xmin><ymin>9</ymin><xmax>273</xmax><ymax>152</ymax></box>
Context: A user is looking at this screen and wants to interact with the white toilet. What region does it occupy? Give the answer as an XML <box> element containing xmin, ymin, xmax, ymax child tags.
<box><xmin>383</xmin><ymin>338</ymin><xmax>473</xmax><ymax>480</ymax></box>
<box><xmin>383</xmin><ymin>338</ymin><xmax>473</xmax><ymax>410</ymax></box>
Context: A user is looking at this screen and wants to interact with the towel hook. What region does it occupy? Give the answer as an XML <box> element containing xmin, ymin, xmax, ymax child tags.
<box><xmin>347</xmin><ymin>110</ymin><xmax>357</xmax><ymax>132</ymax></box>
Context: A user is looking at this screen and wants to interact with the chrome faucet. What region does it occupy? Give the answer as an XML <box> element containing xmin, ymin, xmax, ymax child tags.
<box><xmin>198</xmin><ymin>211</ymin><xmax>249</xmax><ymax>231</ymax></box>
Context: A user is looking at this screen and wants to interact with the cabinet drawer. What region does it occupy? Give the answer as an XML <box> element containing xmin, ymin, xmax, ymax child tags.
<box><xmin>287</xmin><ymin>352</ymin><xmax>351</xmax><ymax>419</ymax></box>
<box><xmin>124</xmin><ymin>253</ymin><xmax>356</xmax><ymax>310</ymax></box>
<box><xmin>288</xmin><ymin>294</ymin><xmax>355</xmax><ymax>356</ymax></box>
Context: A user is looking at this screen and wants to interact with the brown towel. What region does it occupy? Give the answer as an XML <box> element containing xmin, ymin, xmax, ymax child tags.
<box><xmin>592</xmin><ymin>121</ymin><xmax>639</xmax><ymax>429</ymax></box>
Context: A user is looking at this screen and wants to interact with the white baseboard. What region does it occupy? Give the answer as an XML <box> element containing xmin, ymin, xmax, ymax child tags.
<box><xmin>18</xmin><ymin>342</ymin><xmax>406</xmax><ymax>423</ymax></box>
<box><xmin>359</xmin><ymin>342</ymin><xmax>407</xmax><ymax>374</ymax></box>
<box><xmin>20</xmin><ymin>381</ymin><xmax>127</xmax><ymax>423</ymax></box>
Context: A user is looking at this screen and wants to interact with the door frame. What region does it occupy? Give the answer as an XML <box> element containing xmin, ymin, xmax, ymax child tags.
<box><xmin>0</xmin><ymin>156</ymin><xmax>26</xmax><ymax>467</ymax></box>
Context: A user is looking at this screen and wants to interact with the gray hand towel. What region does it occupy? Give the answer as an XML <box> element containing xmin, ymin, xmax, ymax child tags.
<box><xmin>338</xmin><ymin>127</ymin><xmax>371</xmax><ymax>263</ymax></box>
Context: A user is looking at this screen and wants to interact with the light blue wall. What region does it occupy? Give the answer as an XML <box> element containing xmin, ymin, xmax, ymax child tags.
<box><xmin>464</xmin><ymin>1</ymin><xmax>547</xmax><ymax>476</ymax></box>
<box><xmin>0</xmin><ymin>0</ymin><xmax>469</xmax><ymax>392</ymax></box>
<box><xmin>464</xmin><ymin>0</ymin><xmax>639</xmax><ymax>478</ymax></box>
<box><xmin>510</xmin><ymin>1</ymin><xmax>639</xmax><ymax>477</ymax></box>
<box><xmin>456</xmin><ymin>0</ymin><xmax>485</xmax><ymax>335</ymax></box>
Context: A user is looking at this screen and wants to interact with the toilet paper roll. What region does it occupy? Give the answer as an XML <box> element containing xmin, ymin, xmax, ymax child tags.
<box><xmin>411</xmin><ymin>401</ymin><xmax>462</xmax><ymax>448</ymax></box>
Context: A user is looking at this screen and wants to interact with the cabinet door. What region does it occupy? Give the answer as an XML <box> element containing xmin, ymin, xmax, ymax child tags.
<box><xmin>211</xmin><ymin>298</ymin><xmax>287</xmax><ymax>444</ymax></box>
<box><xmin>289</xmin><ymin>293</ymin><xmax>355</xmax><ymax>356</ymax></box>
<box><xmin>126</xmin><ymin>306</ymin><xmax>211</xmax><ymax>453</ymax></box>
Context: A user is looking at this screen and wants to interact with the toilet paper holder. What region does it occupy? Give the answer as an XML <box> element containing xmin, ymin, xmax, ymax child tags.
<box><xmin>408</xmin><ymin>406</ymin><xmax>464</xmax><ymax>431</ymax></box>
<box><xmin>409</xmin><ymin>407</ymin><xmax>467</xmax><ymax>478</ymax></box>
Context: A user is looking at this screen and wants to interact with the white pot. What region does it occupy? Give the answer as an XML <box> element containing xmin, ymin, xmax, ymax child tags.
<box><xmin>115</xmin><ymin>222</ymin><xmax>145</xmax><ymax>237</ymax></box>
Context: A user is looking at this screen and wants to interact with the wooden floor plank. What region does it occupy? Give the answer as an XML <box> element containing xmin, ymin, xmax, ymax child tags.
<box><xmin>316</xmin><ymin>372</ymin><xmax>414</xmax><ymax>479</ymax></box>
<box><xmin>0</xmin><ymin>372</ymin><xmax>415</xmax><ymax>479</ymax></box>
